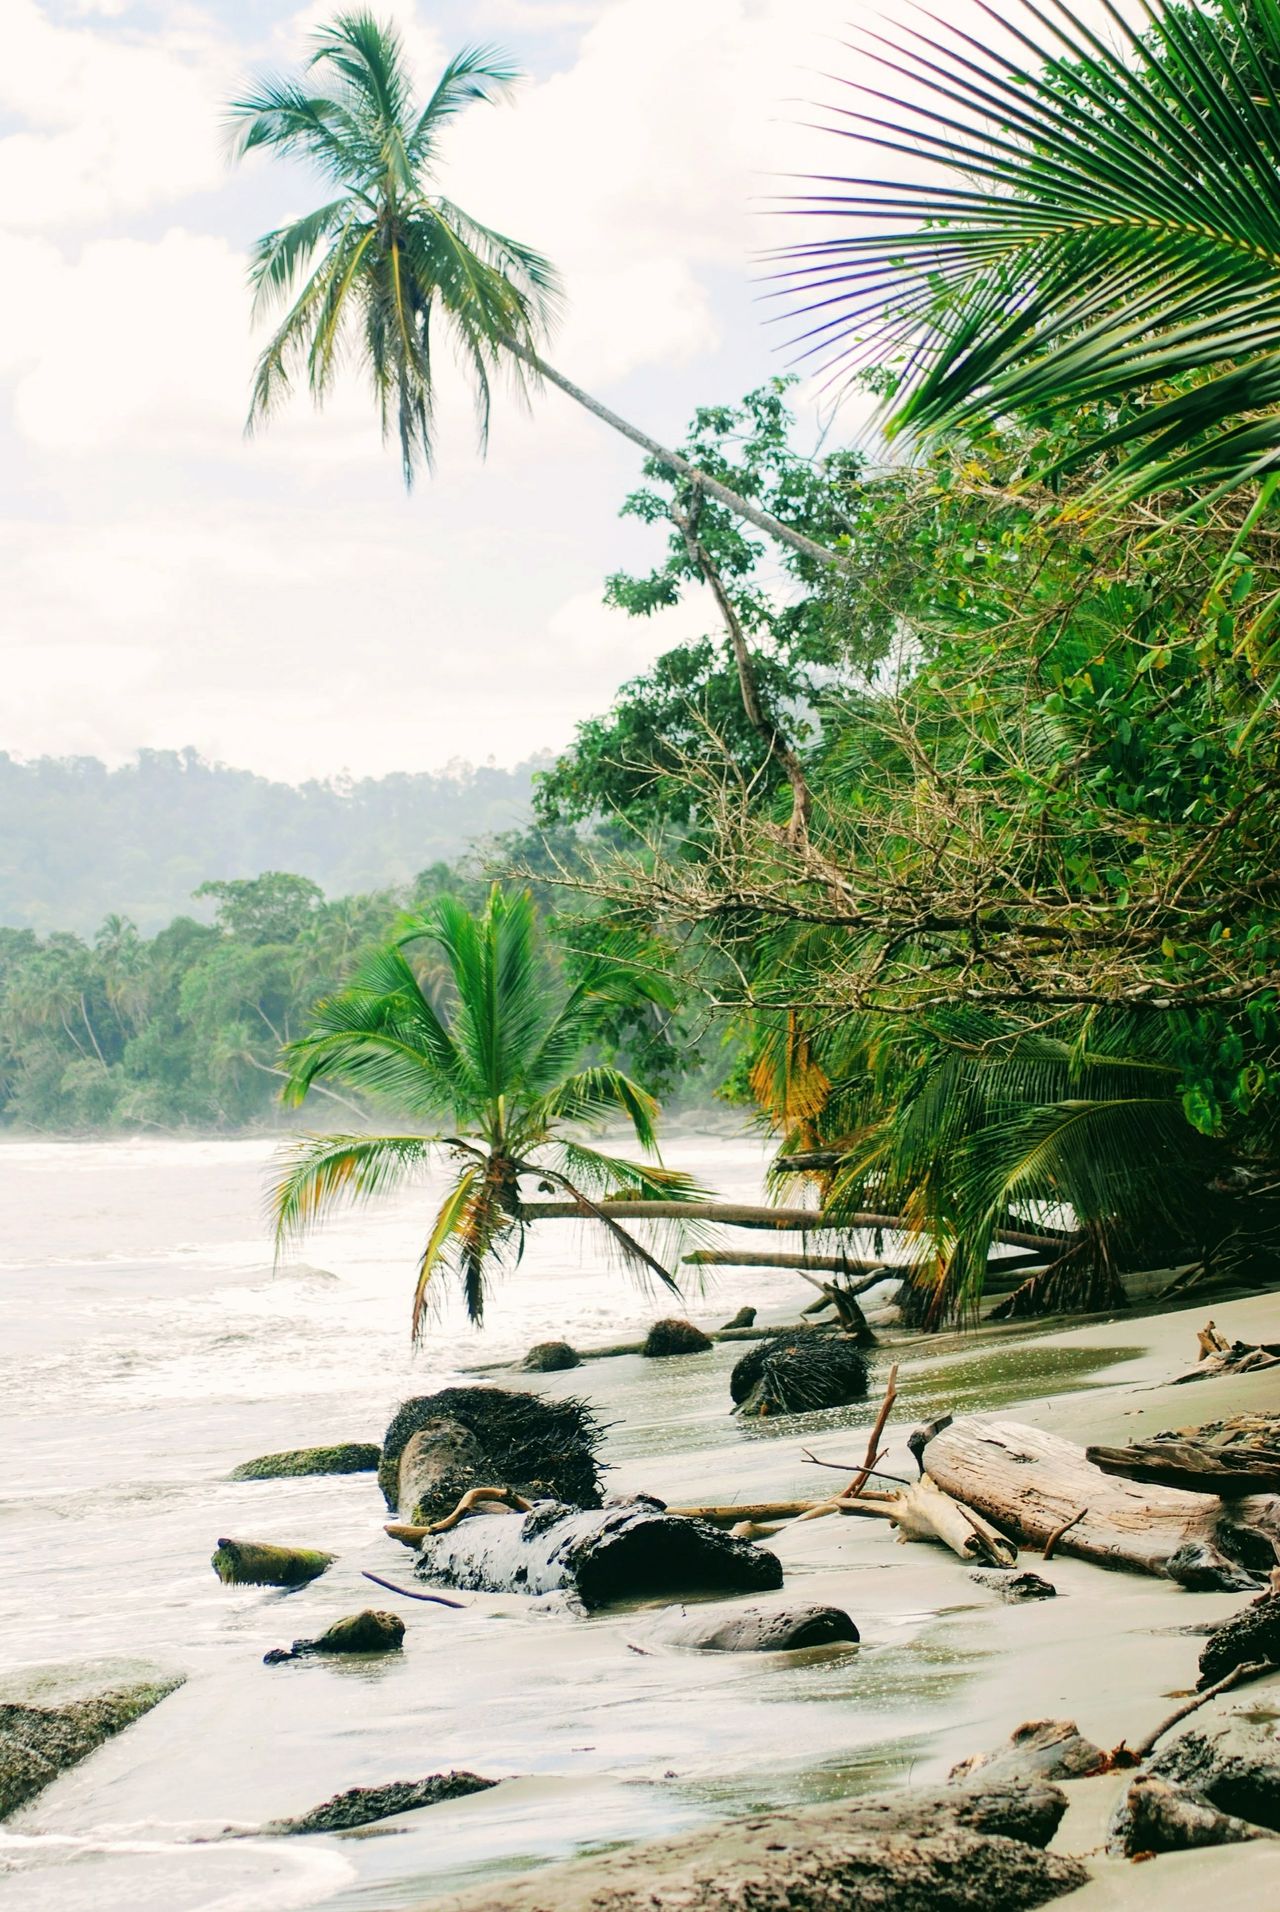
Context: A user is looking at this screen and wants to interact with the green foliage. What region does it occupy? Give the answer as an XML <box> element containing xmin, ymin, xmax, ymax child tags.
<box><xmin>273</xmin><ymin>885</ymin><xmax>704</xmax><ymax>1330</ymax></box>
<box><xmin>534</xmin><ymin>381</ymin><xmax>864</xmax><ymax>830</ymax></box>
<box><xmin>779</xmin><ymin>0</ymin><xmax>1280</xmax><ymax>503</ymax></box>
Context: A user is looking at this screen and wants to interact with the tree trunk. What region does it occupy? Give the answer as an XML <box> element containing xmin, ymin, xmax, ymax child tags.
<box><xmin>502</xmin><ymin>340</ymin><xmax>847</xmax><ymax>571</ymax></box>
<box><xmin>671</xmin><ymin>500</ymin><xmax>812</xmax><ymax>845</ymax></box>
<box><xmin>414</xmin><ymin>1500</ymin><xmax>782</xmax><ymax>1609</ymax></box>
<box><xmin>924</xmin><ymin>1418</ymin><xmax>1280</xmax><ymax>1583</ymax></box>
<box><xmin>517</xmin><ymin>1200</ymin><xmax>1063</xmax><ymax>1253</ymax></box>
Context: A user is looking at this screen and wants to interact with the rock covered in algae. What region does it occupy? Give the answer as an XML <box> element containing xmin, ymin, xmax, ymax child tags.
<box><xmin>730</xmin><ymin>1330</ymin><xmax>871</xmax><ymax>1417</ymax></box>
<box><xmin>212</xmin><ymin>1538</ymin><xmax>335</xmax><ymax>1588</ymax></box>
<box><xmin>230</xmin><ymin>1442</ymin><xmax>380</xmax><ymax>1480</ymax></box>
<box><xmin>263</xmin><ymin>1609</ymin><xmax>405</xmax><ymax>1665</ymax></box>
<box><xmin>263</xmin><ymin>1769</ymin><xmax>496</xmax><ymax>1835</ymax></box>
<box><xmin>0</xmin><ymin>1665</ymin><xmax>185</xmax><ymax>1819</ymax></box>
<box><xmin>378</xmin><ymin>1386</ymin><xmax>603</xmax><ymax>1518</ymax></box>
<box><xmin>642</xmin><ymin>1317</ymin><xmax>713</xmax><ymax>1357</ymax></box>
<box><xmin>1139</xmin><ymin>1715</ymin><xmax>1280</xmax><ymax>1833</ymax></box>
<box><xmin>720</xmin><ymin>1306</ymin><xmax>757</xmax><ymax>1330</ymax></box>
<box><xmin>521</xmin><ymin>1340</ymin><xmax>581</xmax><ymax>1372</ymax></box>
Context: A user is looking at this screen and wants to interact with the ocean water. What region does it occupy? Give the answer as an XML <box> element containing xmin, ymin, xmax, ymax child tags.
<box><xmin>0</xmin><ymin>1134</ymin><xmax>1133</xmax><ymax>1912</ymax></box>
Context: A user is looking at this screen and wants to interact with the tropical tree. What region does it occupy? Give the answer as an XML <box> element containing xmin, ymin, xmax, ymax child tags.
<box><xmin>227</xmin><ymin>11</ymin><xmax>839</xmax><ymax>566</ymax></box>
<box><xmin>778</xmin><ymin>0</ymin><xmax>1280</xmax><ymax>504</ymax></box>
<box><xmin>271</xmin><ymin>885</ymin><xmax>702</xmax><ymax>1334</ymax></box>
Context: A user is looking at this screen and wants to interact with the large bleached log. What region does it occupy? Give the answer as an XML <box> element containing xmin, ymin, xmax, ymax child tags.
<box><xmin>415</xmin><ymin>1499</ymin><xmax>783</xmax><ymax>1610</ymax></box>
<box><xmin>924</xmin><ymin>1418</ymin><xmax>1280</xmax><ymax>1582</ymax></box>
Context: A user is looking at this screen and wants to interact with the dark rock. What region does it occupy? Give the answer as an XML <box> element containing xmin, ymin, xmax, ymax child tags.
<box><xmin>969</xmin><ymin>1569</ymin><xmax>1057</xmax><ymax>1602</ymax></box>
<box><xmin>1144</xmin><ymin>1716</ymin><xmax>1280</xmax><ymax>1832</ymax></box>
<box><xmin>378</xmin><ymin>1387</ymin><xmax>603</xmax><ymax>1515</ymax></box>
<box><xmin>1198</xmin><ymin>1588</ymin><xmax>1280</xmax><ymax>1687</ymax></box>
<box><xmin>950</xmin><ymin>1719</ymin><xmax>1110</xmax><ymax>1786</ymax></box>
<box><xmin>211</xmin><ymin>1539</ymin><xmax>334</xmax><ymax>1587</ymax></box>
<box><xmin>521</xmin><ymin>1340</ymin><xmax>581</xmax><ymax>1372</ymax></box>
<box><xmin>230</xmin><ymin>1443</ymin><xmax>380</xmax><ymax>1481</ymax></box>
<box><xmin>720</xmin><ymin>1307</ymin><xmax>757</xmax><ymax>1330</ymax></box>
<box><xmin>263</xmin><ymin>1609</ymin><xmax>405</xmax><ymax>1665</ymax></box>
<box><xmin>263</xmin><ymin>1770</ymin><xmax>495</xmax><ymax>1835</ymax></box>
<box><xmin>656</xmin><ymin>1602</ymin><xmax>858</xmax><ymax>1652</ymax></box>
<box><xmin>1107</xmin><ymin>1773</ymin><xmax>1273</xmax><ymax>1857</ymax></box>
<box><xmin>417</xmin><ymin>1498</ymin><xmax>783</xmax><ymax>1609</ymax></box>
<box><xmin>730</xmin><ymin>1331</ymin><xmax>871</xmax><ymax>1417</ymax></box>
<box><xmin>422</xmin><ymin>1779</ymin><xmax>1085</xmax><ymax>1912</ymax></box>
<box><xmin>0</xmin><ymin>1670</ymin><xmax>184</xmax><ymax>1819</ymax></box>
<box><xmin>642</xmin><ymin>1317</ymin><xmax>713</xmax><ymax>1357</ymax></box>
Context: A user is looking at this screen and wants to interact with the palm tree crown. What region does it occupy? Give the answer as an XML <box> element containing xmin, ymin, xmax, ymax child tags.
<box><xmin>229</xmin><ymin>12</ymin><xmax>561</xmax><ymax>480</ymax></box>
<box><xmin>229</xmin><ymin>10</ymin><xmax>844</xmax><ymax>566</ymax></box>
<box><xmin>272</xmin><ymin>886</ymin><xmax>700</xmax><ymax>1334</ymax></box>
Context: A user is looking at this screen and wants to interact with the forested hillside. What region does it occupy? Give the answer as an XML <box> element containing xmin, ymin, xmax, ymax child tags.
<box><xmin>0</xmin><ymin>750</ymin><xmax>543</xmax><ymax>933</ymax></box>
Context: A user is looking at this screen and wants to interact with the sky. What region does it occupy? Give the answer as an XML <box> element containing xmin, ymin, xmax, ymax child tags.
<box><xmin>1</xmin><ymin>0</ymin><xmax>864</xmax><ymax>783</ymax></box>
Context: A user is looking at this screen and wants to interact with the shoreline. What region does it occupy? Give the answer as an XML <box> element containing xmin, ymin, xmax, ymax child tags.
<box><xmin>411</xmin><ymin>1289</ymin><xmax>1280</xmax><ymax>1911</ymax></box>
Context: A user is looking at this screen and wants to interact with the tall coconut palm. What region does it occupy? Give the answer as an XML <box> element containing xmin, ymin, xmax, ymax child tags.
<box><xmin>272</xmin><ymin>884</ymin><xmax>702</xmax><ymax>1335</ymax></box>
<box><xmin>776</xmin><ymin>0</ymin><xmax>1280</xmax><ymax>505</ymax></box>
<box><xmin>228</xmin><ymin>12</ymin><xmax>838</xmax><ymax>567</ymax></box>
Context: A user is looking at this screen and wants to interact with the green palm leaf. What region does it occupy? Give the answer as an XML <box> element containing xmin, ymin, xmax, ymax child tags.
<box><xmin>776</xmin><ymin>0</ymin><xmax>1280</xmax><ymax>501</ymax></box>
<box><xmin>272</xmin><ymin>1132</ymin><xmax>434</xmax><ymax>1251</ymax></box>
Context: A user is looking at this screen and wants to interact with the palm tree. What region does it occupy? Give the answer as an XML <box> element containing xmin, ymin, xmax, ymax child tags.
<box><xmin>272</xmin><ymin>885</ymin><xmax>702</xmax><ymax>1335</ymax></box>
<box><xmin>776</xmin><ymin>0</ymin><xmax>1280</xmax><ymax>504</ymax></box>
<box><xmin>228</xmin><ymin>12</ymin><xmax>838</xmax><ymax>567</ymax></box>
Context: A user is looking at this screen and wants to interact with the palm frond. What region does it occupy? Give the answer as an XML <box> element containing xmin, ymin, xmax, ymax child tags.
<box><xmin>776</xmin><ymin>0</ymin><xmax>1280</xmax><ymax>500</ymax></box>
<box><xmin>271</xmin><ymin>1132</ymin><xmax>434</xmax><ymax>1252</ymax></box>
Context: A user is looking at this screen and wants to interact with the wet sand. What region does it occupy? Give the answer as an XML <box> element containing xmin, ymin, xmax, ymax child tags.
<box><xmin>415</xmin><ymin>1290</ymin><xmax>1280</xmax><ymax>1911</ymax></box>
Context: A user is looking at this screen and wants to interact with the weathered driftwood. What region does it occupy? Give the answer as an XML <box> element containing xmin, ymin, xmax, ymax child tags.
<box><xmin>1136</xmin><ymin>1708</ymin><xmax>1280</xmax><ymax>1833</ymax></box>
<box><xmin>925</xmin><ymin>1418</ymin><xmax>1280</xmax><ymax>1583</ymax></box>
<box><xmin>1087</xmin><ymin>1437</ymin><xmax>1280</xmax><ymax>1497</ymax></box>
<box><xmin>890</xmin><ymin>1474</ymin><xmax>1018</xmax><ymax>1567</ymax></box>
<box><xmin>1171</xmin><ymin>1319</ymin><xmax>1280</xmax><ymax>1384</ymax></box>
<box><xmin>414</xmin><ymin>1499</ymin><xmax>784</xmax><ymax>1610</ymax></box>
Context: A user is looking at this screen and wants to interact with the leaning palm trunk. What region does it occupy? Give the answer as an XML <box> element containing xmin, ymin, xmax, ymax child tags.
<box><xmin>503</xmin><ymin>341</ymin><xmax>846</xmax><ymax>573</ymax></box>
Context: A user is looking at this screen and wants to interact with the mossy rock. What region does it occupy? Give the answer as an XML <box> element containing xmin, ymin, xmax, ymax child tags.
<box><xmin>0</xmin><ymin>1673</ymin><xmax>185</xmax><ymax>1820</ymax></box>
<box><xmin>521</xmin><ymin>1340</ymin><xmax>581</xmax><ymax>1372</ymax></box>
<box><xmin>642</xmin><ymin>1317</ymin><xmax>713</xmax><ymax>1357</ymax></box>
<box><xmin>264</xmin><ymin>1609</ymin><xmax>405</xmax><ymax>1664</ymax></box>
<box><xmin>262</xmin><ymin>1770</ymin><xmax>495</xmax><ymax>1836</ymax></box>
<box><xmin>378</xmin><ymin>1386</ymin><xmax>603</xmax><ymax>1513</ymax></box>
<box><xmin>230</xmin><ymin>1442</ymin><xmax>380</xmax><ymax>1481</ymax></box>
<box><xmin>212</xmin><ymin>1538</ymin><xmax>335</xmax><ymax>1588</ymax></box>
<box><xmin>720</xmin><ymin>1306</ymin><xmax>757</xmax><ymax>1330</ymax></box>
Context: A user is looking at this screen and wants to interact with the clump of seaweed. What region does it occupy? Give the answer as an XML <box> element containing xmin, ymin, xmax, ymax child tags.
<box><xmin>730</xmin><ymin>1332</ymin><xmax>872</xmax><ymax>1418</ymax></box>
<box><xmin>378</xmin><ymin>1386</ymin><xmax>604</xmax><ymax>1511</ymax></box>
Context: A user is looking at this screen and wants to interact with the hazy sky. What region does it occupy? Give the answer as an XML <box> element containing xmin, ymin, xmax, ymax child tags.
<box><xmin>2</xmin><ymin>0</ymin><xmax>859</xmax><ymax>783</ymax></box>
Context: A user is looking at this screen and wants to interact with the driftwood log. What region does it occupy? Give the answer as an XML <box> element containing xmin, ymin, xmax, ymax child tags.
<box><xmin>1086</xmin><ymin>1438</ymin><xmax>1280</xmax><ymax>1497</ymax></box>
<box><xmin>414</xmin><ymin>1498</ymin><xmax>783</xmax><ymax>1610</ymax></box>
<box><xmin>925</xmin><ymin>1419</ymin><xmax>1280</xmax><ymax>1584</ymax></box>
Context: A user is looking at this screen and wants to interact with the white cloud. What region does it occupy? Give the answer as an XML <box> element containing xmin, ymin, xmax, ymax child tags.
<box><xmin>0</xmin><ymin>1</ymin><xmax>230</xmax><ymax>230</ymax></box>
